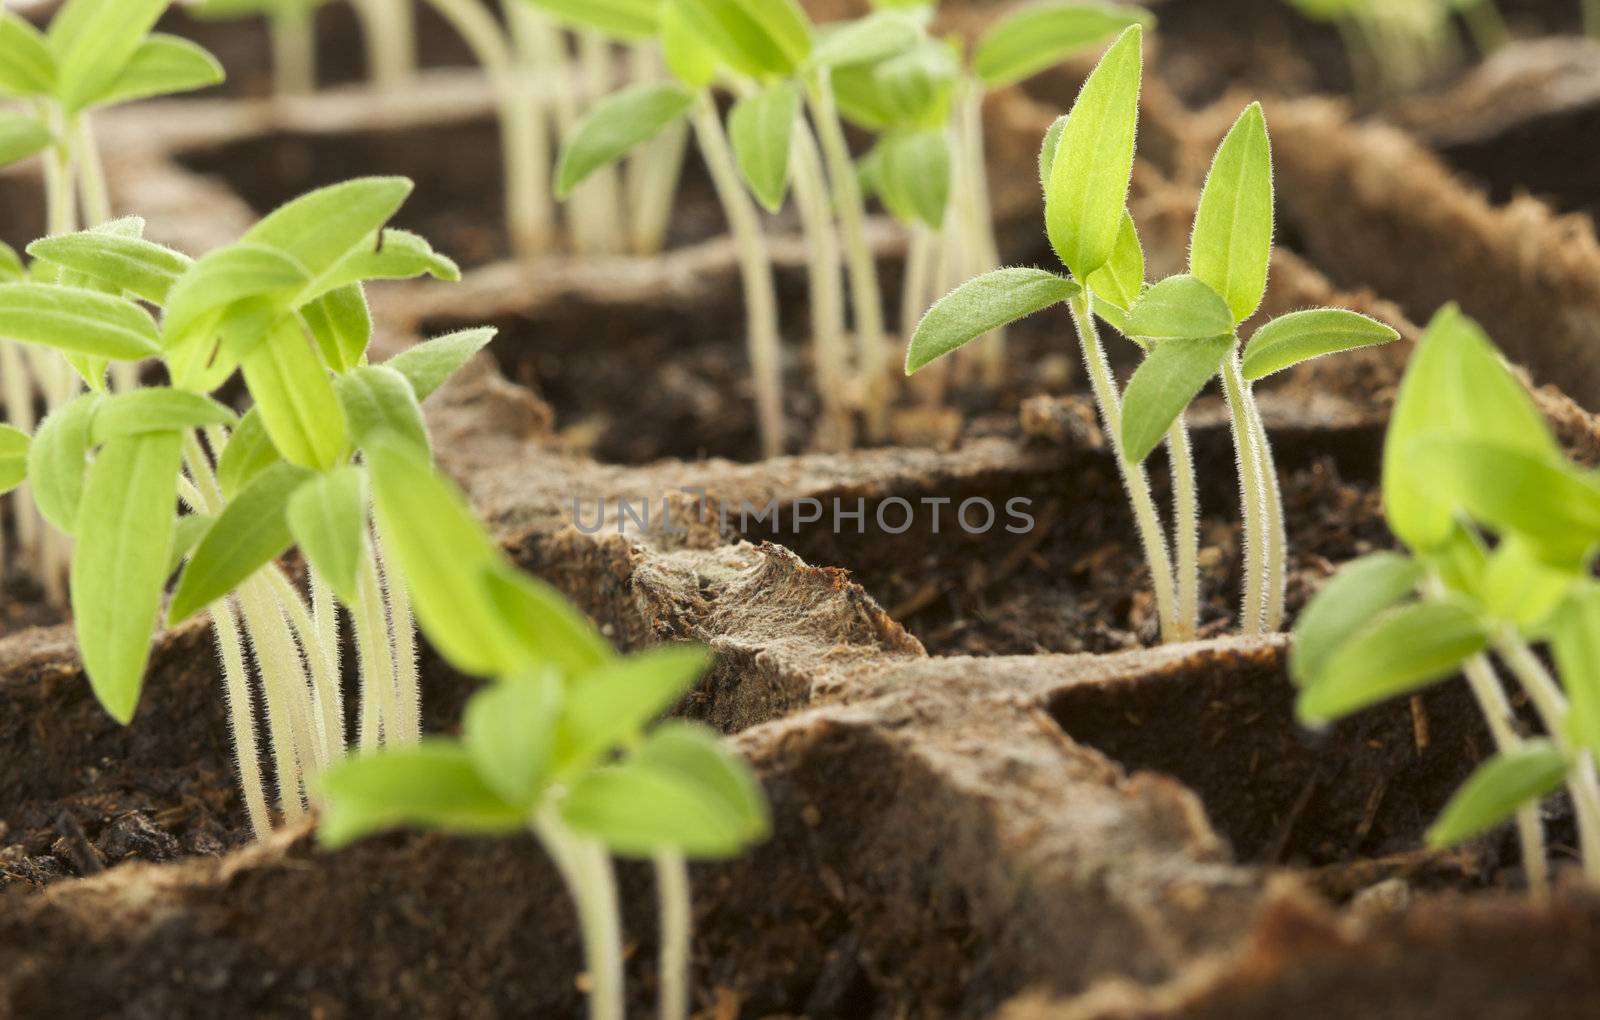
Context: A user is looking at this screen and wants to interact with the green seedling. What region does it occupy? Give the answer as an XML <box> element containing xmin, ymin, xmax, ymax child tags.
<box><xmin>193</xmin><ymin>0</ymin><xmax>419</xmax><ymax>93</ymax></box>
<box><xmin>1289</xmin><ymin>0</ymin><xmax>1509</xmax><ymax>95</ymax></box>
<box><xmin>1293</xmin><ymin>304</ymin><xmax>1600</xmax><ymax>897</ymax></box>
<box><xmin>8</xmin><ymin>178</ymin><xmax>486</xmax><ymax>840</ymax></box>
<box><xmin>318</xmin><ymin>438</ymin><xmax>769</xmax><ymax>1020</ymax></box>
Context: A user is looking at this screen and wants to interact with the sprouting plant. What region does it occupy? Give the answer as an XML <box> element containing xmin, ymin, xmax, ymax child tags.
<box><xmin>907</xmin><ymin>29</ymin><xmax>1398</xmax><ymax>643</ymax></box>
<box><xmin>191</xmin><ymin>0</ymin><xmax>419</xmax><ymax>94</ymax></box>
<box><xmin>4</xmin><ymin>178</ymin><xmax>488</xmax><ymax>839</ymax></box>
<box><xmin>1288</xmin><ymin>0</ymin><xmax>1509</xmax><ymax>95</ymax></box>
<box><xmin>317</xmin><ymin>438</ymin><xmax>769</xmax><ymax>1020</ymax></box>
<box><xmin>1293</xmin><ymin>304</ymin><xmax>1600</xmax><ymax>897</ymax></box>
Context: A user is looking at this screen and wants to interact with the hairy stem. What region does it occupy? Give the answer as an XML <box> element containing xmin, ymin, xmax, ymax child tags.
<box><xmin>264</xmin><ymin>565</ymin><xmax>342</xmax><ymax>768</ymax></box>
<box><xmin>807</xmin><ymin>71</ymin><xmax>890</xmax><ymax>441</ymax></box>
<box><xmin>1460</xmin><ymin>652</ymin><xmax>1550</xmax><ymax>899</ymax></box>
<box><xmin>269</xmin><ymin>8</ymin><xmax>317</xmax><ymax>98</ymax></box>
<box><xmin>1221</xmin><ymin>353</ymin><xmax>1267</xmax><ymax>635</ymax></box>
<box><xmin>236</xmin><ymin>575</ymin><xmax>310</xmax><ymax>821</ymax></box>
<box><xmin>790</xmin><ymin>118</ymin><xmax>852</xmax><ymax>451</ymax></box>
<box><xmin>375</xmin><ymin>533</ymin><xmax>421</xmax><ymax>746</ymax></box>
<box><xmin>353</xmin><ymin>533</ymin><xmax>401</xmax><ymax>748</ymax></box>
<box><xmin>654</xmin><ymin>848</ymin><xmax>691</xmax><ymax>1020</ymax></box>
<box><xmin>211</xmin><ymin>594</ymin><xmax>274</xmax><ymax>838</ymax></box>
<box><xmin>1167</xmin><ymin>415</ymin><xmax>1200</xmax><ymax>641</ymax></box>
<box><xmin>690</xmin><ymin>91</ymin><xmax>784</xmax><ymax>459</ymax></box>
<box><xmin>1069</xmin><ymin>293</ymin><xmax>1178</xmax><ymax>642</ymax></box>
<box><xmin>309</xmin><ymin>566</ymin><xmax>344</xmax><ymax>752</ymax></box>
<box><xmin>535</xmin><ymin>813</ymin><xmax>625</xmax><ymax>1020</ymax></box>
<box><xmin>1244</xmin><ymin>387</ymin><xmax>1286</xmax><ymax>630</ymax></box>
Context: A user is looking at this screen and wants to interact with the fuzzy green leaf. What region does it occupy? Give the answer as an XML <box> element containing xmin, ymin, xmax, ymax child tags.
<box><xmin>72</xmin><ymin>430</ymin><xmax>182</xmax><ymax>724</ymax></box>
<box><xmin>675</xmin><ymin>0</ymin><xmax>812</xmax><ymax>78</ymax></box>
<box><xmin>876</xmin><ymin>128</ymin><xmax>950</xmax><ymax>228</ymax></box>
<box><xmin>1479</xmin><ymin>536</ymin><xmax>1573</xmax><ymax>630</ymax></box>
<box><xmin>383</xmin><ymin>327</ymin><xmax>497</xmax><ymax>402</ymax></box>
<box><xmin>0</xmin><ymin>241</ymin><xmax>22</xmax><ymax>281</ymax></box>
<box><xmin>729</xmin><ymin>83</ymin><xmax>799</xmax><ymax>212</ymax></box>
<box><xmin>1427</xmin><ymin>742</ymin><xmax>1569</xmax><ymax>849</ymax></box>
<box><xmin>367</xmin><ymin>436</ymin><xmax>526</xmax><ymax>678</ymax></box>
<box><xmin>166</xmin><ymin>513</ymin><xmax>215</xmax><ymax>577</ymax></box>
<box><xmin>661</xmin><ymin>0</ymin><xmax>718</xmax><ymax>89</ymax></box>
<box><xmin>1241</xmin><ymin>308</ymin><xmax>1399</xmax><ymax>381</ymax></box>
<box><xmin>286</xmin><ymin>466</ymin><xmax>368</xmax><ymax>606</ymax></box>
<box><xmin>556</xmin><ymin>83</ymin><xmax>695</xmax><ymax>199</ymax></box>
<box><xmin>50</xmin><ymin>0</ymin><xmax>169</xmax><ymax>112</ymax></box>
<box><xmin>89</xmin><ymin>34</ymin><xmax>224</xmax><ymax>108</ymax></box>
<box><xmin>975</xmin><ymin>1</ymin><xmax>1152</xmax><ymax>88</ymax></box>
<box><xmin>1086</xmin><ymin>209</ymin><xmax>1144</xmax><ymax>320</ymax></box>
<box><xmin>1552</xmin><ymin>586</ymin><xmax>1600</xmax><ymax>758</ymax></box>
<box><xmin>26</xmin><ymin>392</ymin><xmax>102</xmax><ymax>534</ymax></box>
<box><xmin>1119</xmin><ymin>334</ymin><xmax>1231</xmax><ymax>463</ymax></box>
<box><xmin>834</xmin><ymin>39</ymin><xmax>956</xmax><ymax>130</ymax></box>
<box><xmin>1190</xmin><ymin>102</ymin><xmax>1273</xmax><ymax>325</ymax></box>
<box><xmin>521</xmin><ymin>0</ymin><xmax>661</xmax><ymax>40</ymax></box>
<box><xmin>0</xmin><ymin>12</ymin><xmax>56</xmax><ymax>97</ymax></box>
<box><xmin>1044</xmin><ymin>25</ymin><xmax>1141</xmax><ymax>280</ymax></box>
<box><xmin>1289</xmin><ymin>552</ymin><xmax>1422</xmax><ymax>687</ymax></box>
<box><xmin>317</xmin><ymin>742</ymin><xmax>525</xmax><ymax>848</ymax></box>
<box><xmin>334</xmin><ymin>364</ymin><xmax>430</xmax><ymax>453</ymax></box>
<box><xmin>298</xmin><ymin>283</ymin><xmax>371</xmax><ymax>374</ymax></box>
<box><xmin>906</xmin><ymin>268</ymin><xmax>1079</xmax><ymax>374</ymax></box>
<box><xmin>90</xmin><ymin>388</ymin><xmax>237</xmax><ymax>442</ymax></box>
<box><xmin>1297</xmin><ymin>598</ymin><xmax>1489</xmax><ymax>724</ymax></box>
<box><xmin>216</xmin><ymin>408</ymin><xmax>282</xmax><ymax>500</ymax></box>
<box><xmin>1123</xmin><ymin>274</ymin><xmax>1234</xmax><ymax>340</ymax></box>
<box><xmin>168</xmin><ymin>461</ymin><xmax>315</xmax><ymax>625</ymax></box>
<box><xmin>27</xmin><ymin>231</ymin><xmax>193</xmax><ymax>305</ymax></box>
<box><xmin>0</xmin><ymin>424</ymin><xmax>29</xmax><ymax>493</ymax></box>
<box><xmin>556</xmin><ymin>644</ymin><xmax>713</xmax><ymax>773</ymax></box>
<box><xmin>162</xmin><ymin>243</ymin><xmax>309</xmax><ymax>349</ymax></box>
<box><xmin>0</xmin><ymin>112</ymin><xmax>50</xmax><ymax>167</ymax></box>
<box><xmin>306</xmin><ymin>228</ymin><xmax>459</xmax><ymax>301</ymax></box>
<box><xmin>239</xmin><ymin>317</ymin><xmax>349</xmax><ymax>472</ymax></box>
<box><xmin>483</xmin><ymin>564</ymin><xmax>616</xmax><ymax>678</ymax></box>
<box><xmin>243</xmin><ymin>177</ymin><xmax>413</xmax><ymax>295</ymax></box>
<box><xmin>0</xmin><ymin>283</ymin><xmax>160</xmax><ymax>360</ymax></box>
<box><xmin>809</xmin><ymin>10</ymin><xmax>920</xmax><ymax>69</ymax></box>
<box><xmin>464</xmin><ymin>670</ymin><xmax>563</xmax><ymax>805</ymax></box>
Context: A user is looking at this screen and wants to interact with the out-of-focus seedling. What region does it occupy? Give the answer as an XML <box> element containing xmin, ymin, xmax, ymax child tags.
<box><xmin>1288</xmin><ymin>0</ymin><xmax>1510</xmax><ymax>95</ymax></box>
<box><xmin>320</xmin><ymin>439</ymin><xmax>770</xmax><ymax>1020</ymax></box>
<box><xmin>1293</xmin><ymin>305</ymin><xmax>1600</xmax><ymax>897</ymax></box>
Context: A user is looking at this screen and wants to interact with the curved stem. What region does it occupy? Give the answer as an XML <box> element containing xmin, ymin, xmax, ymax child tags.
<box><xmin>807</xmin><ymin>71</ymin><xmax>890</xmax><ymax>441</ymax></box>
<box><xmin>1244</xmin><ymin>388</ymin><xmax>1286</xmax><ymax>631</ymax></box>
<box><xmin>264</xmin><ymin>564</ymin><xmax>341</xmax><ymax>769</ymax></box>
<box><xmin>535</xmin><ymin>813</ymin><xmax>625</xmax><ymax>1020</ymax></box>
<box><xmin>1461</xmin><ymin>652</ymin><xmax>1550</xmax><ymax>899</ymax></box>
<box><xmin>1167</xmin><ymin>414</ymin><xmax>1199</xmax><ymax>641</ymax></box>
<box><xmin>1069</xmin><ymin>293</ymin><xmax>1178</xmax><ymax>642</ymax></box>
<box><xmin>690</xmin><ymin>91</ymin><xmax>784</xmax><ymax>459</ymax></box>
<box><xmin>654</xmin><ymin>848</ymin><xmax>691</xmax><ymax>1020</ymax></box>
<box><xmin>1221</xmin><ymin>353</ymin><xmax>1267</xmax><ymax>635</ymax></box>
<box><xmin>790</xmin><ymin>118</ymin><xmax>852</xmax><ymax>450</ymax></box>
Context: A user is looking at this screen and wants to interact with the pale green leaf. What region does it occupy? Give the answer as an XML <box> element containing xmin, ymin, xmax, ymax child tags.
<box><xmin>90</xmin><ymin>388</ymin><xmax>237</xmax><ymax>442</ymax></box>
<box><xmin>0</xmin><ymin>283</ymin><xmax>160</xmax><ymax>360</ymax></box>
<box><xmin>0</xmin><ymin>111</ymin><xmax>50</xmax><ymax>166</ymax></box>
<box><xmin>383</xmin><ymin>327</ymin><xmax>497</xmax><ymax>402</ymax></box>
<box><xmin>26</xmin><ymin>392</ymin><xmax>102</xmax><ymax>534</ymax></box>
<box><xmin>483</xmin><ymin>564</ymin><xmax>616</xmax><ymax>677</ymax></box>
<box><xmin>1289</xmin><ymin>552</ymin><xmax>1422</xmax><ymax>687</ymax></box>
<box><xmin>1190</xmin><ymin>102</ymin><xmax>1274</xmax><ymax>324</ymax></box>
<box><xmin>464</xmin><ymin>670</ymin><xmax>563</xmax><ymax>805</ymax></box>
<box><xmin>239</xmin><ymin>317</ymin><xmax>349</xmax><ymax>472</ymax></box>
<box><xmin>243</xmin><ymin>177</ymin><xmax>413</xmax><ymax>295</ymax></box>
<box><xmin>334</xmin><ymin>364</ymin><xmax>430</xmax><ymax>453</ymax></box>
<box><xmin>0</xmin><ymin>424</ymin><xmax>29</xmax><ymax>493</ymax></box>
<box><xmin>1241</xmin><ymin>307</ymin><xmax>1399</xmax><ymax>381</ymax></box>
<box><xmin>216</xmin><ymin>407</ymin><xmax>282</xmax><ymax>500</ymax></box>
<box><xmin>50</xmin><ymin>0</ymin><xmax>169</xmax><ymax>112</ymax></box>
<box><xmin>729</xmin><ymin>82</ymin><xmax>799</xmax><ymax>212</ymax></box>
<box><xmin>0</xmin><ymin>12</ymin><xmax>56</xmax><ymax>97</ymax></box>
<box><xmin>305</xmin><ymin>228</ymin><xmax>459</xmax><ymax>301</ymax></box>
<box><xmin>1480</xmin><ymin>536</ymin><xmax>1574</xmax><ymax>630</ymax></box>
<box><xmin>1119</xmin><ymin>334</ymin><xmax>1232</xmax><ymax>463</ymax></box>
<box><xmin>556</xmin><ymin>644</ymin><xmax>713</xmax><ymax>773</ymax></box>
<box><xmin>1552</xmin><ymin>586</ymin><xmax>1600</xmax><ymax>758</ymax></box>
<box><xmin>161</xmin><ymin>242</ymin><xmax>309</xmax><ymax>349</ymax></box>
<box><xmin>975</xmin><ymin>1</ymin><xmax>1152</xmax><ymax>88</ymax></box>
<box><xmin>89</xmin><ymin>34</ymin><xmax>224</xmax><ymax>108</ymax></box>
<box><xmin>1427</xmin><ymin>742</ymin><xmax>1568</xmax><ymax>848</ymax></box>
<box><xmin>27</xmin><ymin>231</ymin><xmax>193</xmax><ymax>305</ymax></box>
<box><xmin>166</xmin><ymin>513</ymin><xmax>215</xmax><ymax>577</ymax></box>
<box><xmin>808</xmin><ymin>10</ymin><xmax>919</xmax><ymax>69</ymax></box>
<box><xmin>1123</xmin><ymin>274</ymin><xmax>1234</xmax><ymax>340</ymax></box>
<box><xmin>0</xmin><ymin>241</ymin><xmax>22</xmax><ymax>281</ymax></box>
<box><xmin>286</xmin><ymin>466</ymin><xmax>368</xmax><ymax>605</ymax></box>
<box><xmin>556</xmin><ymin>83</ymin><xmax>695</xmax><ymax>199</ymax></box>
<box><xmin>521</xmin><ymin>0</ymin><xmax>661</xmax><ymax>40</ymax></box>
<box><xmin>876</xmin><ymin>128</ymin><xmax>949</xmax><ymax>228</ymax></box>
<box><xmin>317</xmin><ymin>742</ymin><xmax>525</xmax><ymax>848</ymax></box>
<box><xmin>661</xmin><ymin>0</ymin><xmax>717</xmax><ymax>88</ymax></box>
<box><xmin>906</xmin><ymin>268</ymin><xmax>1079</xmax><ymax>374</ymax></box>
<box><xmin>1086</xmin><ymin>209</ymin><xmax>1144</xmax><ymax>319</ymax></box>
<box><xmin>674</xmin><ymin>0</ymin><xmax>813</xmax><ymax>78</ymax></box>
<box><xmin>298</xmin><ymin>283</ymin><xmax>371</xmax><ymax>374</ymax></box>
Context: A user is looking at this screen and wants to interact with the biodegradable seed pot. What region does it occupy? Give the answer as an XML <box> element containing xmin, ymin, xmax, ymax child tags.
<box><xmin>5</xmin><ymin>1</ymin><xmax>1600</xmax><ymax>1018</ymax></box>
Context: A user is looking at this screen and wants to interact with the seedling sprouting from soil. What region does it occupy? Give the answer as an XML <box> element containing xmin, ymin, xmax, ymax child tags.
<box><xmin>1294</xmin><ymin>305</ymin><xmax>1600</xmax><ymax>897</ymax></box>
<box><xmin>318</xmin><ymin>442</ymin><xmax>769</xmax><ymax>1020</ymax></box>
<box><xmin>5</xmin><ymin>178</ymin><xmax>486</xmax><ymax>839</ymax></box>
<box><xmin>907</xmin><ymin>31</ymin><xmax>1397</xmax><ymax>642</ymax></box>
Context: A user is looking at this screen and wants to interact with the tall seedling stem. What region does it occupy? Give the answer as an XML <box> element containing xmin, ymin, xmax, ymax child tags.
<box><xmin>269</xmin><ymin>6</ymin><xmax>318</xmax><ymax>97</ymax></box>
<box><xmin>354</xmin><ymin>0</ymin><xmax>418</xmax><ymax>87</ymax></box>
<box><xmin>790</xmin><ymin>119</ymin><xmax>852</xmax><ymax>449</ymax></box>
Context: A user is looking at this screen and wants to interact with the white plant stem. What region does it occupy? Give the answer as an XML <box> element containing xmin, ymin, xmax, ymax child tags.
<box><xmin>309</xmin><ymin>565</ymin><xmax>345</xmax><ymax>752</ymax></box>
<box><xmin>625</xmin><ymin>45</ymin><xmax>689</xmax><ymax>255</ymax></box>
<box><xmin>1221</xmin><ymin>352</ymin><xmax>1268</xmax><ymax>636</ymax></box>
<box><xmin>236</xmin><ymin>574</ymin><xmax>311</xmax><ymax>821</ymax></box>
<box><xmin>690</xmin><ymin>91</ymin><xmax>785</xmax><ymax>459</ymax></box>
<box><xmin>73</xmin><ymin>113</ymin><xmax>111</xmax><ymax>227</ymax></box>
<box><xmin>1166</xmin><ymin>415</ymin><xmax>1200</xmax><ymax>641</ymax></box>
<box><xmin>354</xmin><ymin>0</ymin><xmax>416</xmax><ymax>88</ymax></box>
<box><xmin>265</xmin><ymin>565</ymin><xmax>342</xmax><ymax>767</ymax></box>
<box><xmin>1069</xmin><ymin>293</ymin><xmax>1178</xmax><ymax>643</ymax></box>
<box><xmin>807</xmin><ymin>71</ymin><xmax>891</xmax><ymax>441</ymax></box>
<box><xmin>211</xmin><ymin>593</ymin><xmax>274</xmax><ymax>838</ymax></box>
<box><xmin>353</xmin><ymin>533</ymin><xmax>402</xmax><ymax>747</ymax></box>
<box><xmin>1244</xmin><ymin>388</ymin><xmax>1286</xmax><ymax>630</ymax></box>
<box><xmin>572</xmin><ymin>30</ymin><xmax>624</xmax><ymax>255</ymax></box>
<box><xmin>270</xmin><ymin>8</ymin><xmax>317</xmax><ymax>98</ymax></box>
<box><xmin>654</xmin><ymin>848</ymin><xmax>691</xmax><ymax>1020</ymax></box>
<box><xmin>43</xmin><ymin>105</ymin><xmax>77</xmax><ymax>236</ymax></box>
<box><xmin>375</xmin><ymin>533</ymin><xmax>421</xmax><ymax>745</ymax></box>
<box><xmin>1460</xmin><ymin>651</ymin><xmax>1551</xmax><ymax>898</ymax></box>
<box><xmin>956</xmin><ymin>79</ymin><xmax>1005</xmax><ymax>389</ymax></box>
<box><xmin>790</xmin><ymin>119</ymin><xmax>852</xmax><ymax>451</ymax></box>
<box><xmin>535</xmin><ymin>812</ymin><xmax>625</xmax><ymax>1020</ymax></box>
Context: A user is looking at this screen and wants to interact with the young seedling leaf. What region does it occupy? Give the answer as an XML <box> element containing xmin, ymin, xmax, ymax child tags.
<box><xmin>1426</xmin><ymin>742</ymin><xmax>1568</xmax><ymax>849</ymax></box>
<box><xmin>1123</xmin><ymin>274</ymin><xmax>1234</xmax><ymax>340</ymax></box>
<box><xmin>239</xmin><ymin>317</ymin><xmax>350</xmax><ymax>472</ymax></box>
<box><xmin>1241</xmin><ymin>308</ymin><xmax>1399</xmax><ymax>381</ymax></box>
<box><xmin>876</xmin><ymin>128</ymin><xmax>950</xmax><ymax>229</ymax></box>
<box><xmin>166</xmin><ymin>513</ymin><xmax>216</xmax><ymax>577</ymax></box>
<box><xmin>367</xmin><ymin>435</ymin><xmax>526</xmax><ymax>678</ymax></box>
<box><xmin>523</xmin><ymin>0</ymin><xmax>661</xmax><ymax>40</ymax></box>
<box><xmin>1086</xmin><ymin>209</ymin><xmax>1144</xmax><ymax>320</ymax></box>
<box><xmin>0</xmin><ymin>12</ymin><xmax>56</xmax><ymax>97</ymax></box>
<box><xmin>90</xmin><ymin>388</ymin><xmax>237</xmax><ymax>442</ymax></box>
<box><xmin>1383</xmin><ymin>305</ymin><xmax>1557</xmax><ymax>552</ymax></box>
<box><xmin>307</xmin><ymin>228</ymin><xmax>459</xmax><ymax>300</ymax></box>
<box><xmin>1119</xmin><ymin>334</ymin><xmax>1232</xmax><ymax>463</ymax></box>
<box><xmin>1552</xmin><ymin>586</ymin><xmax>1600</xmax><ymax>757</ymax></box>
<box><xmin>556</xmin><ymin>83</ymin><xmax>695</xmax><ymax>199</ymax></box>
<box><xmin>808</xmin><ymin>10</ymin><xmax>920</xmax><ymax>69</ymax></box>
<box><xmin>464</xmin><ymin>670</ymin><xmax>564</xmax><ymax>805</ymax></box>
<box><xmin>242</xmin><ymin>177</ymin><xmax>413</xmax><ymax>294</ymax></box>
<box><xmin>729</xmin><ymin>82</ymin><xmax>800</xmax><ymax>212</ymax></box>
<box><xmin>317</xmin><ymin>742</ymin><xmax>525</xmax><ymax>849</ymax></box>
<box><xmin>482</xmin><ymin>563</ymin><xmax>616</xmax><ymax>677</ymax></box>
<box><xmin>1480</xmin><ymin>536</ymin><xmax>1573</xmax><ymax>630</ymax></box>
<box><xmin>26</xmin><ymin>392</ymin><xmax>102</xmax><ymax>533</ymax></box>
<box><xmin>49</xmin><ymin>0</ymin><xmax>169</xmax><ymax>112</ymax></box>
<box><xmin>975</xmin><ymin>1</ymin><xmax>1152</xmax><ymax>88</ymax></box>
<box><xmin>1190</xmin><ymin>102</ymin><xmax>1273</xmax><ymax>325</ymax></box>
<box><xmin>286</xmin><ymin>466</ymin><xmax>368</xmax><ymax>606</ymax></box>
<box><xmin>632</xmin><ymin>721</ymin><xmax>769</xmax><ymax>845</ymax></box>
<box><xmin>562</xmin><ymin>752</ymin><xmax>765</xmax><ymax>858</ymax></box>
<box><xmin>334</xmin><ymin>364</ymin><xmax>430</xmax><ymax>454</ymax></box>
<box><xmin>383</xmin><ymin>327</ymin><xmax>497</xmax><ymax>402</ymax></box>
<box><xmin>0</xmin><ymin>425</ymin><xmax>29</xmax><ymax>493</ymax></box>
<box><xmin>1044</xmin><ymin>25</ymin><xmax>1142</xmax><ymax>280</ymax></box>
<box><xmin>556</xmin><ymin>644</ymin><xmax>714</xmax><ymax>773</ymax></box>
<box><xmin>72</xmin><ymin>431</ymin><xmax>183</xmax><ymax>724</ymax></box>
<box><xmin>1297</xmin><ymin>598</ymin><xmax>1489</xmax><ymax>724</ymax></box>
<box><xmin>0</xmin><ymin>241</ymin><xmax>22</xmax><ymax>281</ymax></box>
<box><xmin>298</xmin><ymin>283</ymin><xmax>371</xmax><ymax>374</ymax></box>
<box><xmin>1289</xmin><ymin>552</ymin><xmax>1422</xmax><ymax>687</ymax></box>
<box><xmin>216</xmin><ymin>407</ymin><xmax>282</xmax><ymax>500</ymax></box>
<box><xmin>0</xmin><ymin>112</ymin><xmax>50</xmax><ymax>166</ymax></box>
<box><xmin>675</xmin><ymin>0</ymin><xmax>813</xmax><ymax>79</ymax></box>
<box><xmin>0</xmin><ymin>283</ymin><xmax>160</xmax><ymax>360</ymax></box>
<box><xmin>661</xmin><ymin>0</ymin><xmax>718</xmax><ymax>88</ymax></box>
<box><xmin>27</xmin><ymin>231</ymin><xmax>193</xmax><ymax>305</ymax></box>
<box><xmin>906</xmin><ymin>268</ymin><xmax>1079</xmax><ymax>374</ymax></box>
<box><xmin>162</xmin><ymin>242</ymin><xmax>310</xmax><ymax>348</ymax></box>
<box><xmin>834</xmin><ymin>39</ymin><xmax>955</xmax><ymax>130</ymax></box>
<box><xmin>168</xmin><ymin>461</ymin><xmax>316</xmax><ymax>625</ymax></box>
<box><xmin>89</xmin><ymin>34</ymin><xmax>225</xmax><ymax>108</ymax></box>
